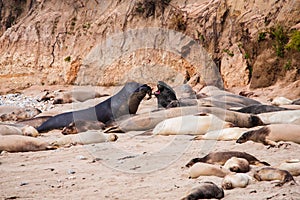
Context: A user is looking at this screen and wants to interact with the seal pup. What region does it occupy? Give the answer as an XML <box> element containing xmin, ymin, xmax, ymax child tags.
<box><xmin>61</xmin><ymin>120</ymin><xmax>106</xmax><ymax>135</ymax></box>
<box><xmin>278</xmin><ymin>160</ymin><xmax>300</xmax><ymax>176</ymax></box>
<box><xmin>37</xmin><ymin>82</ymin><xmax>152</xmax><ymax>132</ymax></box>
<box><xmin>52</xmin><ymin>130</ymin><xmax>118</xmax><ymax>147</ymax></box>
<box><xmin>185</xmin><ymin>151</ymin><xmax>269</xmax><ymax>167</ymax></box>
<box><xmin>0</xmin><ymin>124</ymin><xmax>39</xmax><ymax>137</ymax></box>
<box><xmin>253</xmin><ymin>167</ymin><xmax>296</xmax><ymax>186</ymax></box>
<box><xmin>152</xmin><ymin>113</ymin><xmax>233</xmax><ymax>136</ymax></box>
<box><xmin>222</xmin><ymin>173</ymin><xmax>251</xmax><ymax>189</ymax></box>
<box><xmin>234</xmin><ymin>104</ymin><xmax>291</xmax><ymax>114</ymax></box>
<box><xmin>236</xmin><ymin>124</ymin><xmax>300</xmax><ymax>147</ymax></box>
<box><xmin>188</xmin><ymin>162</ymin><xmax>231</xmax><ymax>178</ymax></box>
<box><xmin>153</xmin><ymin>81</ymin><xmax>178</xmax><ymax>108</ymax></box>
<box><xmin>0</xmin><ymin>135</ymin><xmax>55</xmax><ymax>153</ymax></box>
<box><xmin>223</xmin><ymin>157</ymin><xmax>250</xmax><ymax>173</ymax></box>
<box><xmin>106</xmin><ymin>106</ymin><xmax>263</xmax><ymax>133</ymax></box>
<box><xmin>258</xmin><ymin>110</ymin><xmax>300</xmax><ymax>125</ymax></box>
<box><xmin>194</xmin><ymin>127</ymin><xmax>254</xmax><ymax>141</ymax></box>
<box><xmin>181</xmin><ymin>181</ymin><xmax>224</xmax><ymax>200</ymax></box>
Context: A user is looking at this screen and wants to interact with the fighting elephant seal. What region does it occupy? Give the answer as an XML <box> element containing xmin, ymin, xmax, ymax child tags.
<box><xmin>181</xmin><ymin>181</ymin><xmax>224</xmax><ymax>200</ymax></box>
<box><xmin>154</xmin><ymin>81</ymin><xmax>178</xmax><ymax>108</ymax></box>
<box><xmin>153</xmin><ymin>113</ymin><xmax>233</xmax><ymax>136</ymax></box>
<box><xmin>52</xmin><ymin>130</ymin><xmax>118</xmax><ymax>147</ymax></box>
<box><xmin>37</xmin><ymin>82</ymin><xmax>152</xmax><ymax>132</ymax></box>
<box><xmin>236</xmin><ymin>124</ymin><xmax>300</xmax><ymax>147</ymax></box>
<box><xmin>222</xmin><ymin>173</ymin><xmax>251</xmax><ymax>189</ymax></box>
<box><xmin>253</xmin><ymin>167</ymin><xmax>296</xmax><ymax>186</ymax></box>
<box><xmin>0</xmin><ymin>135</ymin><xmax>55</xmax><ymax>153</ymax></box>
<box><xmin>188</xmin><ymin>162</ymin><xmax>231</xmax><ymax>178</ymax></box>
<box><xmin>61</xmin><ymin>120</ymin><xmax>106</xmax><ymax>135</ymax></box>
<box><xmin>186</xmin><ymin>151</ymin><xmax>269</xmax><ymax>167</ymax></box>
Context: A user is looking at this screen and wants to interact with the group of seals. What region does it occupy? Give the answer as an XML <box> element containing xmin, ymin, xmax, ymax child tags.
<box><xmin>37</xmin><ymin>82</ymin><xmax>152</xmax><ymax>132</ymax></box>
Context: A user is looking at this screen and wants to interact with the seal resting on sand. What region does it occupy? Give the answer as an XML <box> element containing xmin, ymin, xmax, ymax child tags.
<box><xmin>185</xmin><ymin>151</ymin><xmax>269</xmax><ymax>167</ymax></box>
<box><xmin>253</xmin><ymin>167</ymin><xmax>296</xmax><ymax>186</ymax></box>
<box><xmin>194</xmin><ymin>127</ymin><xmax>258</xmax><ymax>141</ymax></box>
<box><xmin>153</xmin><ymin>113</ymin><xmax>233</xmax><ymax>136</ymax></box>
<box><xmin>188</xmin><ymin>162</ymin><xmax>231</xmax><ymax>178</ymax></box>
<box><xmin>223</xmin><ymin>157</ymin><xmax>250</xmax><ymax>173</ymax></box>
<box><xmin>153</xmin><ymin>81</ymin><xmax>178</xmax><ymax>108</ymax></box>
<box><xmin>181</xmin><ymin>181</ymin><xmax>224</xmax><ymax>200</ymax></box>
<box><xmin>61</xmin><ymin>120</ymin><xmax>106</xmax><ymax>135</ymax></box>
<box><xmin>37</xmin><ymin>82</ymin><xmax>152</xmax><ymax>132</ymax></box>
<box><xmin>222</xmin><ymin>173</ymin><xmax>251</xmax><ymax>189</ymax></box>
<box><xmin>0</xmin><ymin>124</ymin><xmax>39</xmax><ymax>137</ymax></box>
<box><xmin>278</xmin><ymin>160</ymin><xmax>300</xmax><ymax>176</ymax></box>
<box><xmin>236</xmin><ymin>124</ymin><xmax>300</xmax><ymax>147</ymax></box>
<box><xmin>234</xmin><ymin>104</ymin><xmax>291</xmax><ymax>114</ymax></box>
<box><xmin>0</xmin><ymin>135</ymin><xmax>55</xmax><ymax>153</ymax></box>
<box><xmin>51</xmin><ymin>130</ymin><xmax>118</xmax><ymax>147</ymax></box>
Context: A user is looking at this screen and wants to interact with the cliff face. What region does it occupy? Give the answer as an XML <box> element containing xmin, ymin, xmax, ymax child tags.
<box><xmin>0</xmin><ymin>0</ymin><xmax>299</xmax><ymax>95</ymax></box>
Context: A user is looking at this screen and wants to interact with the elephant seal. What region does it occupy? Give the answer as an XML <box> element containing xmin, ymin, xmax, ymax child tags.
<box><xmin>181</xmin><ymin>181</ymin><xmax>224</xmax><ymax>200</ymax></box>
<box><xmin>0</xmin><ymin>135</ymin><xmax>55</xmax><ymax>153</ymax></box>
<box><xmin>188</xmin><ymin>162</ymin><xmax>231</xmax><ymax>178</ymax></box>
<box><xmin>223</xmin><ymin>157</ymin><xmax>250</xmax><ymax>173</ymax></box>
<box><xmin>278</xmin><ymin>160</ymin><xmax>300</xmax><ymax>176</ymax></box>
<box><xmin>253</xmin><ymin>167</ymin><xmax>296</xmax><ymax>186</ymax></box>
<box><xmin>0</xmin><ymin>106</ymin><xmax>41</xmax><ymax>122</ymax></box>
<box><xmin>37</xmin><ymin>82</ymin><xmax>152</xmax><ymax>132</ymax></box>
<box><xmin>61</xmin><ymin>120</ymin><xmax>106</xmax><ymax>135</ymax></box>
<box><xmin>236</xmin><ymin>124</ymin><xmax>300</xmax><ymax>147</ymax></box>
<box><xmin>0</xmin><ymin>124</ymin><xmax>39</xmax><ymax>137</ymax></box>
<box><xmin>153</xmin><ymin>113</ymin><xmax>233</xmax><ymax>136</ymax></box>
<box><xmin>258</xmin><ymin>110</ymin><xmax>300</xmax><ymax>125</ymax></box>
<box><xmin>53</xmin><ymin>89</ymin><xmax>109</xmax><ymax>104</ymax></box>
<box><xmin>235</xmin><ymin>104</ymin><xmax>291</xmax><ymax>114</ymax></box>
<box><xmin>211</xmin><ymin>94</ymin><xmax>261</xmax><ymax>106</ymax></box>
<box><xmin>106</xmin><ymin>106</ymin><xmax>263</xmax><ymax>133</ymax></box>
<box><xmin>17</xmin><ymin>116</ymin><xmax>52</xmax><ymax>128</ymax></box>
<box><xmin>185</xmin><ymin>151</ymin><xmax>269</xmax><ymax>167</ymax></box>
<box><xmin>222</xmin><ymin>173</ymin><xmax>251</xmax><ymax>189</ymax></box>
<box><xmin>52</xmin><ymin>130</ymin><xmax>118</xmax><ymax>147</ymax></box>
<box><xmin>271</xmin><ymin>97</ymin><xmax>292</xmax><ymax>106</ymax></box>
<box><xmin>154</xmin><ymin>81</ymin><xmax>177</xmax><ymax>108</ymax></box>
<box><xmin>292</xmin><ymin>98</ymin><xmax>300</xmax><ymax>105</ymax></box>
<box><xmin>194</xmin><ymin>127</ymin><xmax>255</xmax><ymax>141</ymax></box>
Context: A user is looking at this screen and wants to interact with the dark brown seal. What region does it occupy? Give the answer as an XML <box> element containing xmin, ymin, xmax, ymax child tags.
<box><xmin>154</xmin><ymin>81</ymin><xmax>178</xmax><ymax>108</ymax></box>
<box><xmin>181</xmin><ymin>181</ymin><xmax>224</xmax><ymax>200</ymax></box>
<box><xmin>185</xmin><ymin>151</ymin><xmax>270</xmax><ymax>168</ymax></box>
